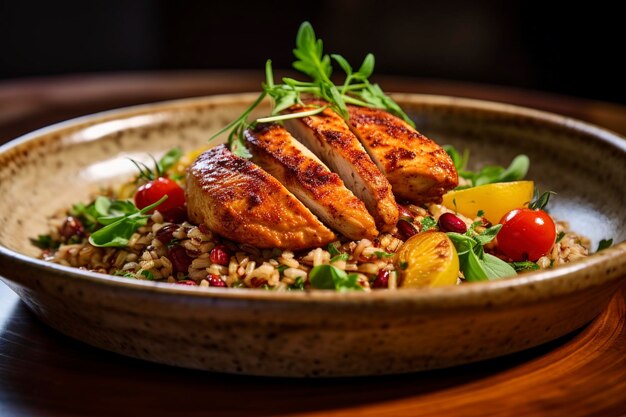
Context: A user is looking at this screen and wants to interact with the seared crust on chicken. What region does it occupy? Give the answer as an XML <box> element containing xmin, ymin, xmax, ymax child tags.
<box><xmin>186</xmin><ymin>145</ymin><xmax>336</xmax><ymax>250</ymax></box>
<box><xmin>245</xmin><ymin>123</ymin><xmax>378</xmax><ymax>240</ymax></box>
<box><xmin>283</xmin><ymin>100</ymin><xmax>399</xmax><ymax>232</ymax></box>
<box><xmin>347</xmin><ymin>105</ymin><xmax>458</xmax><ymax>203</ymax></box>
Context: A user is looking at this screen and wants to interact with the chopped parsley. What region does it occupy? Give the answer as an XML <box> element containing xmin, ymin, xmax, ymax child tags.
<box><xmin>421</xmin><ymin>217</ymin><xmax>437</xmax><ymax>232</ymax></box>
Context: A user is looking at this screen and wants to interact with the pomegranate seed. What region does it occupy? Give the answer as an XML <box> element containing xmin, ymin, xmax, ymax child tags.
<box><xmin>60</xmin><ymin>216</ymin><xmax>84</xmax><ymax>239</ymax></box>
<box><xmin>208</xmin><ymin>274</ymin><xmax>226</xmax><ymax>287</ymax></box>
<box><xmin>210</xmin><ymin>245</ymin><xmax>230</xmax><ymax>266</ymax></box>
<box><xmin>397</xmin><ymin>204</ymin><xmax>415</xmax><ymax>221</ymax></box>
<box><xmin>175</xmin><ymin>280</ymin><xmax>197</xmax><ymax>286</ymax></box>
<box><xmin>372</xmin><ymin>270</ymin><xmax>390</xmax><ymax>289</ymax></box>
<box><xmin>155</xmin><ymin>224</ymin><xmax>178</xmax><ymax>244</ymax></box>
<box><xmin>397</xmin><ymin>219</ymin><xmax>418</xmax><ymax>240</ymax></box>
<box><xmin>169</xmin><ymin>245</ymin><xmax>192</xmax><ymax>274</ymax></box>
<box><xmin>438</xmin><ymin>213</ymin><xmax>467</xmax><ymax>234</ymax></box>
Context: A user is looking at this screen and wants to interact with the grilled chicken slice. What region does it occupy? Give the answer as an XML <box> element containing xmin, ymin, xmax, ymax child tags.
<box><xmin>186</xmin><ymin>145</ymin><xmax>336</xmax><ymax>250</ymax></box>
<box><xmin>347</xmin><ymin>105</ymin><xmax>458</xmax><ymax>203</ymax></box>
<box><xmin>284</xmin><ymin>101</ymin><xmax>399</xmax><ymax>232</ymax></box>
<box><xmin>245</xmin><ymin>123</ymin><xmax>378</xmax><ymax>240</ymax></box>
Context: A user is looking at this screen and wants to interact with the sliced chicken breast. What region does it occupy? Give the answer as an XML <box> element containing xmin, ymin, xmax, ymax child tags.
<box><xmin>245</xmin><ymin>123</ymin><xmax>378</xmax><ymax>240</ymax></box>
<box><xmin>186</xmin><ymin>145</ymin><xmax>336</xmax><ymax>250</ymax></box>
<box><xmin>283</xmin><ymin>100</ymin><xmax>399</xmax><ymax>232</ymax></box>
<box><xmin>347</xmin><ymin>105</ymin><xmax>458</xmax><ymax>203</ymax></box>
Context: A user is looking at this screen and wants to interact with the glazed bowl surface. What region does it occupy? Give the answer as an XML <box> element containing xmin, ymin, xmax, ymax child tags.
<box><xmin>0</xmin><ymin>93</ymin><xmax>625</xmax><ymax>377</ymax></box>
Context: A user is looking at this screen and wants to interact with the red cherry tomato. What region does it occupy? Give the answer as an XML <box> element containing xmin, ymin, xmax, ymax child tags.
<box><xmin>497</xmin><ymin>208</ymin><xmax>556</xmax><ymax>261</ymax></box>
<box><xmin>135</xmin><ymin>177</ymin><xmax>185</xmax><ymax>213</ymax></box>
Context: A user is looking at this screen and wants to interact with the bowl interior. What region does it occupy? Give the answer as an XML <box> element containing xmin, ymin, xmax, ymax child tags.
<box><xmin>1</xmin><ymin>93</ymin><xmax>625</xmax><ymax>261</ymax></box>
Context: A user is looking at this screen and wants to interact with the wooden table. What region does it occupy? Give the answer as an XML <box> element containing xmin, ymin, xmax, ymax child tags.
<box><xmin>1</xmin><ymin>72</ymin><xmax>625</xmax><ymax>417</ymax></box>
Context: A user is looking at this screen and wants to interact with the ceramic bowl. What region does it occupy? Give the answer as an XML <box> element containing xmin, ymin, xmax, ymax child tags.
<box><xmin>0</xmin><ymin>93</ymin><xmax>625</xmax><ymax>377</ymax></box>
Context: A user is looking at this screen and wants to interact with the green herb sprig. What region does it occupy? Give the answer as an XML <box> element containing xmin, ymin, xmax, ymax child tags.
<box><xmin>210</xmin><ymin>21</ymin><xmax>414</xmax><ymax>158</ymax></box>
<box><xmin>447</xmin><ymin>225</ymin><xmax>517</xmax><ymax>281</ymax></box>
<box><xmin>88</xmin><ymin>196</ymin><xmax>167</xmax><ymax>248</ymax></box>
<box><xmin>444</xmin><ymin>145</ymin><xmax>529</xmax><ymax>189</ymax></box>
<box><xmin>596</xmin><ymin>238</ymin><xmax>613</xmax><ymax>252</ymax></box>
<box><xmin>309</xmin><ymin>264</ymin><xmax>364</xmax><ymax>291</ymax></box>
<box><xmin>128</xmin><ymin>147</ymin><xmax>183</xmax><ymax>182</ymax></box>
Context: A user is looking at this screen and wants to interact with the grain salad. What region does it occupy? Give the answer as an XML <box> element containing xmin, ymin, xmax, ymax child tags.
<box><xmin>33</xmin><ymin>150</ymin><xmax>591</xmax><ymax>291</ymax></box>
<box><xmin>31</xmin><ymin>22</ymin><xmax>602</xmax><ymax>291</ymax></box>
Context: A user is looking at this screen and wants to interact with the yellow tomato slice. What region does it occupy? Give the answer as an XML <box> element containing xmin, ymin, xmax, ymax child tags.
<box><xmin>395</xmin><ymin>232</ymin><xmax>459</xmax><ymax>288</ymax></box>
<box><xmin>441</xmin><ymin>180</ymin><xmax>534</xmax><ymax>224</ymax></box>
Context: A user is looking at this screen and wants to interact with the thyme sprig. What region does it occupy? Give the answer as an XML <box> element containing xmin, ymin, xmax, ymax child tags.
<box><xmin>210</xmin><ymin>21</ymin><xmax>414</xmax><ymax>158</ymax></box>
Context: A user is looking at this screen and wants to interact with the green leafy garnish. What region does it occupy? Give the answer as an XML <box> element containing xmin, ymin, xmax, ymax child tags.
<box><xmin>529</xmin><ymin>191</ymin><xmax>555</xmax><ymax>210</ymax></box>
<box><xmin>330</xmin><ymin>253</ymin><xmax>350</xmax><ymax>262</ymax></box>
<box><xmin>447</xmin><ymin>228</ymin><xmax>516</xmax><ymax>281</ymax></box>
<box><xmin>327</xmin><ymin>242</ymin><xmax>341</xmax><ymax>257</ymax></box>
<box><xmin>509</xmin><ymin>261</ymin><xmax>540</xmax><ymax>272</ymax></box>
<box><xmin>555</xmin><ymin>231</ymin><xmax>566</xmax><ymax>244</ymax></box>
<box><xmin>113</xmin><ymin>270</ymin><xmax>136</xmax><ymax>278</ymax></box>
<box><xmin>373</xmin><ymin>251</ymin><xmax>394</xmax><ymax>259</ymax></box>
<box><xmin>309</xmin><ymin>264</ymin><xmax>363</xmax><ymax>291</ymax></box>
<box><xmin>421</xmin><ymin>216</ymin><xmax>437</xmax><ymax>232</ymax></box>
<box><xmin>287</xmin><ymin>276</ymin><xmax>305</xmax><ymax>291</ymax></box>
<box><xmin>140</xmin><ymin>270</ymin><xmax>155</xmax><ymax>280</ymax></box>
<box><xmin>129</xmin><ymin>147</ymin><xmax>184</xmax><ymax>181</ymax></box>
<box><xmin>210</xmin><ymin>21</ymin><xmax>413</xmax><ymax>158</ymax></box>
<box><xmin>158</xmin><ymin>147</ymin><xmax>183</xmax><ymax>173</ymax></box>
<box><xmin>444</xmin><ymin>145</ymin><xmax>529</xmax><ymax>189</ymax></box>
<box><xmin>30</xmin><ymin>234</ymin><xmax>60</xmax><ymax>250</ymax></box>
<box><xmin>88</xmin><ymin>196</ymin><xmax>167</xmax><ymax>248</ymax></box>
<box><xmin>72</xmin><ymin>196</ymin><xmax>143</xmax><ymax>233</ymax></box>
<box><xmin>596</xmin><ymin>238</ymin><xmax>613</xmax><ymax>252</ymax></box>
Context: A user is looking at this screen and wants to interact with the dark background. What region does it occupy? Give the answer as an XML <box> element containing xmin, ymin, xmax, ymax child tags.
<box><xmin>0</xmin><ymin>0</ymin><xmax>624</xmax><ymax>104</ymax></box>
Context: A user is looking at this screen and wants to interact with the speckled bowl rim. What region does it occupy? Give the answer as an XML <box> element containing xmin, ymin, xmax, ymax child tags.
<box><xmin>1</xmin><ymin>93</ymin><xmax>625</xmax><ymax>308</ymax></box>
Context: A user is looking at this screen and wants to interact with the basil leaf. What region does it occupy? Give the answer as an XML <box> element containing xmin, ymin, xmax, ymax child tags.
<box><xmin>474</xmin><ymin>166</ymin><xmax>504</xmax><ymax>186</ymax></box>
<box><xmin>158</xmin><ymin>147</ymin><xmax>183</xmax><ymax>173</ymax></box>
<box><xmin>309</xmin><ymin>264</ymin><xmax>363</xmax><ymax>291</ymax></box>
<box><xmin>310</xmin><ymin>264</ymin><xmax>342</xmax><ymax>289</ymax></box>
<box><xmin>497</xmin><ymin>155</ymin><xmax>529</xmax><ymax>183</ymax></box>
<box><xmin>448</xmin><ymin>231</ymin><xmax>517</xmax><ymax>282</ymax></box>
<box><xmin>89</xmin><ymin>196</ymin><xmax>166</xmax><ymax>248</ymax></box>
<box><xmin>474</xmin><ymin>224</ymin><xmax>502</xmax><ymax>246</ymax></box>
<box><xmin>94</xmin><ymin>196</ymin><xmax>112</xmax><ymax>217</ymax></box>
<box><xmin>446</xmin><ymin>232</ymin><xmax>475</xmax><ymax>255</ymax></box>
<box><xmin>481</xmin><ymin>253</ymin><xmax>516</xmax><ymax>279</ymax></box>
<box><xmin>463</xmin><ymin>249</ymin><xmax>489</xmax><ymax>282</ymax></box>
<box><xmin>97</xmin><ymin>200</ymin><xmax>140</xmax><ymax>225</ymax></box>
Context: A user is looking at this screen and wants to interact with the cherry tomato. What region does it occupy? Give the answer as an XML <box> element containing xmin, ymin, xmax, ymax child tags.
<box><xmin>497</xmin><ymin>208</ymin><xmax>556</xmax><ymax>261</ymax></box>
<box><xmin>135</xmin><ymin>177</ymin><xmax>185</xmax><ymax>213</ymax></box>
